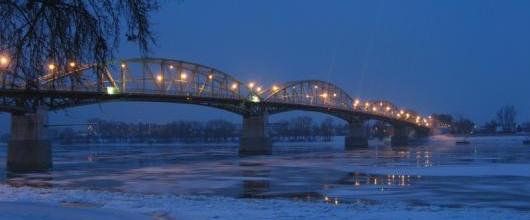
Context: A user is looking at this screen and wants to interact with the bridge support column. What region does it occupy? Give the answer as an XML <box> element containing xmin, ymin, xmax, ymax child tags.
<box><xmin>239</xmin><ymin>114</ymin><xmax>272</xmax><ymax>155</ymax></box>
<box><xmin>345</xmin><ymin>120</ymin><xmax>368</xmax><ymax>149</ymax></box>
<box><xmin>391</xmin><ymin>125</ymin><xmax>410</xmax><ymax>147</ymax></box>
<box><xmin>7</xmin><ymin>108</ymin><xmax>51</xmax><ymax>172</ymax></box>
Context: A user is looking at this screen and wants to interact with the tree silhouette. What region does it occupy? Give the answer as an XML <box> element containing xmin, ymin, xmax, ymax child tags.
<box><xmin>496</xmin><ymin>105</ymin><xmax>517</xmax><ymax>132</ymax></box>
<box><xmin>0</xmin><ymin>0</ymin><xmax>158</xmax><ymax>88</ymax></box>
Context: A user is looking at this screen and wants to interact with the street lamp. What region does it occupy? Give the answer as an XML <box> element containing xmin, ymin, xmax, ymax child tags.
<box><xmin>156</xmin><ymin>74</ymin><xmax>163</xmax><ymax>82</ymax></box>
<box><xmin>0</xmin><ymin>55</ymin><xmax>9</xmax><ymax>67</ymax></box>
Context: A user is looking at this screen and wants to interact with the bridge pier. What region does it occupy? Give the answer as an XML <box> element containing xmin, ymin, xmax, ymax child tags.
<box><xmin>7</xmin><ymin>107</ymin><xmax>52</xmax><ymax>172</ymax></box>
<box><xmin>239</xmin><ymin>114</ymin><xmax>272</xmax><ymax>155</ymax></box>
<box><xmin>345</xmin><ymin>120</ymin><xmax>368</xmax><ymax>149</ymax></box>
<box><xmin>391</xmin><ymin>125</ymin><xmax>410</xmax><ymax>147</ymax></box>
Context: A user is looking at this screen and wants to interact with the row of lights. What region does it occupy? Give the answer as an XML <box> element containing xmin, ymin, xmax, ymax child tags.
<box><xmin>0</xmin><ymin>58</ymin><xmax>427</xmax><ymax>127</ymax></box>
<box><xmin>244</xmin><ymin>82</ymin><xmax>430</xmax><ymax>127</ymax></box>
<box><xmin>0</xmin><ymin>54</ymin><xmax>79</xmax><ymax>72</ymax></box>
<box><xmin>119</xmin><ymin>63</ymin><xmax>431</xmax><ymax>127</ymax></box>
<box><xmin>353</xmin><ymin>99</ymin><xmax>431</xmax><ymax>127</ymax></box>
<box><xmin>47</xmin><ymin>61</ymin><xmax>79</xmax><ymax>71</ymax></box>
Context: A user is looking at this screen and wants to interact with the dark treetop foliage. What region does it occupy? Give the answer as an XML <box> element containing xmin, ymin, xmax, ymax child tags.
<box><xmin>0</xmin><ymin>0</ymin><xmax>158</xmax><ymax>87</ymax></box>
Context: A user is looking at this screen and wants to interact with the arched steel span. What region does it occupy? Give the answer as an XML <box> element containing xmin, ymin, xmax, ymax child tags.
<box><xmin>121</xmin><ymin>58</ymin><xmax>254</xmax><ymax>99</ymax></box>
<box><xmin>1</xmin><ymin>58</ymin><xmax>255</xmax><ymax>114</ymax></box>
<box><xmin>258</xmin><ymin>80</ymin><xmax>429</xmax><ymax>128</ymax></box>
<box><xmin>260</xmin><ymin>80</ymin><xmax>354</xmax><ymax>111</ymax></box>
<box><xmin>0</xmin><ymin>57</ymin><xmax>432</xmax><ymax>129</ymax></box>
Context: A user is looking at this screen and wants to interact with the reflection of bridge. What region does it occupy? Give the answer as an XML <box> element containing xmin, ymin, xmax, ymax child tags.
<box><xmin>0</xmin><ymin>57</ymin><xmax>431</xmax><ymax>171</ymax></box>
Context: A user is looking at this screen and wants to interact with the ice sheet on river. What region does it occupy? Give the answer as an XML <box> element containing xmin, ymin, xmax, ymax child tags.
<box><xmin>0</xmin><ymin>185</ymin><xmax>528</xmax><ymax>220</ymax></box>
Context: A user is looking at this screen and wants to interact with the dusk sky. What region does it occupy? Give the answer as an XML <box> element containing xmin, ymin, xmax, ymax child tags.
<box><xmin>2</xmin><ymin>0</ymin><xmax>530</xmax><ymax>130</ymax></box>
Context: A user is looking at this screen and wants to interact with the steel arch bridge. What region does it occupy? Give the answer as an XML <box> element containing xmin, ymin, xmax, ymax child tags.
<box><xmin>0</xmin><ymin>57</ymin><xmax>432</xmax><ymax>129</ymax></box>
<box><xmin>1</xmin><ymin>57</ymin><xmax>433</xmax><ymax>171</ymax></box>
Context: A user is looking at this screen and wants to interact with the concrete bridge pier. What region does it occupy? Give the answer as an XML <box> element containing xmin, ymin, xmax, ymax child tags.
<box><xmin>7</xmin><ymin>107</ymin><xmax>52</xmax><ymax>172</ymax></box>
<box><xmin>345</xmin><ymin>120</ymin><xmax>368</xmax><ymax>149</ymax></box>
<box><xmin>391</xmin><ymin>125</ymin><xmax>410</xmax><ymax>147</ymax></box>
<box><xmin>239</xmin><ymin>113</ymin><xmax>272</xmax><ymax>155</ymax></box>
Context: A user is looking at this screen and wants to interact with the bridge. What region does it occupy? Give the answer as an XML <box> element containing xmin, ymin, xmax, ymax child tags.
<box><xmin>0</xmin><ymin>57</ymin><xmax>432</xmax><ymax>172</ymax></box>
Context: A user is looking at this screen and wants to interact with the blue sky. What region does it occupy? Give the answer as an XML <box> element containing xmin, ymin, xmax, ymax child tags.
<box><xmin>1</xmin><ymin>0</ymin><xmax>529</xmax><ymax>130</ymax></box>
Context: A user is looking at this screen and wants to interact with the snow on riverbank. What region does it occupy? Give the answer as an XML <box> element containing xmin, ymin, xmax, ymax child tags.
<box><xmin>0</xmin><ymin>185</ymin><xmax>528</xmax><ymax>220</ymax></box>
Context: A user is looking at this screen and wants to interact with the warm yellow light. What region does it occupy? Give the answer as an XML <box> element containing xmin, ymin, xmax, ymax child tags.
<box><xmin>48</xmin><ymin>64</ymin><xmax>56</xmax><ymax>70</ymax></box>
<box><xmin>365</xmin><ymin>102</ymin><xmax>370</xmax><ymax>107</ymax></box>
<box><xmin>248</xmin><ymin>82</ymin><xmax>255</xmax><ymax>88</ymax></box>
<box><xmin>400</xmin><ymin>110</ymin><xmax>405</xmax><ymax>114</ymax></box>
<box><xmin>180</xmin><ymin>73</ymin><xmax>187</xmax><ymax>80</ymax></box>
<box><xmin>386</xmin><ymin>106</ymin><xmax>391</xmax><ymax>111</ymax></box>
<box><xmin>372</xmin><ymin>107</ymin><xmax>378</xmax><ymax>111</ymax></box>
<box><xmin>256</xmin><ymin>87</ymin><xmax>262</xmax><ymax>92</ymax></box>
<box><xmin>69</xmin><ymin>62</ymin><xmax>76</xmax><ymax>68</ymax></box>
<box><xmin>320</xmin><ymin>93</ymin><xmax>328</xmax><ymax>98</ymax></box>
<box><xmin>0</xmin><ymin>55</ymin><xmax>9</xmax><ymax>66</ymax></box>
<box><xmin>406</xmin><ymin>113</ymin><xmax>410</xmax><ymax>118</ymax></box>
<box><xmin>272</xmin><ymin>85</ymin><xmax>279</xmax><ymax>91</ymax></box>
<box><xmin>156</xmin><ymin>75</ymin><xmax>163</xmax><ymax>82</ymax></box>
<box><xmin>231</xmin><ymin>83</ymin><xmax>238</xmax><ymax>90</ymax></box>
<box><xmin>354</xmin><ymin>99</ymin><xmax>360</xmax><ymax>106</ymax></box>
<box><xmin>208</xmin><ymin>74</ymin><xmax>213</xmax><ymax>80</ymax></box>
<box><xmin>121</xmin><ymin>63</ymin><xmax>126</xmax><ymax>68</ymax></box>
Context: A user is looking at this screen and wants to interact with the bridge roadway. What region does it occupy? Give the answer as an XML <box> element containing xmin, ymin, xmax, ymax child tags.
<box><xmin>0</xmin><ymin>57</ymin><xmax>432</xmax><ymax>172</ymax></box>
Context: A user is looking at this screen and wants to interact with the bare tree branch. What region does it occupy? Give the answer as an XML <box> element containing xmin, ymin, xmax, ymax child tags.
<box><xmin>0</xmin><ymin>0</ymin><xmax>159</xmax><ymax>89</ymax></box>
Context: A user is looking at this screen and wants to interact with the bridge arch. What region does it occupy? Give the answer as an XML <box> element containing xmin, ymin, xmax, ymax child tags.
<box><xmin>261</xmin><ymin>80</ymin><xmax>355</xmax><ymax>111</ymax></box>
<box><xmin>119</xmin><ymin>58</ymin><xmax>255</xmax><ymax>100</ymax></box>
<box><xmin>30</xmin><ymin>57</ymin><xmax>254</xmax><ymax>101</ymax></box>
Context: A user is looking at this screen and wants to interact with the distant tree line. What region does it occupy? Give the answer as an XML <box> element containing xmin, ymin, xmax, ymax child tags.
<box><xmin>271</xmin><ymin>117</ymin><xmax>347</xmax><ymax>142</ymax></box>
<box><xmin>432</xmin><ymin>105</ymin><xmax>530</xmax><ymax>135</ymax></box>
<box><xmin>40</xmin><ymin>117</ymin><xmax>349</xmax><ymax>145</ymax></box>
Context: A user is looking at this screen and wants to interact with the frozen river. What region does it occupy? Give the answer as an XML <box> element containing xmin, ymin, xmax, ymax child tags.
<box><xmin>0</xmin><ymin>135</ymin><xmax>529</xmax><ymax>219</ymax></box>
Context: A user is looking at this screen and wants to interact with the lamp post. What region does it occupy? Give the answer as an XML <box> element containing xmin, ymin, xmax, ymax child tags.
<box><xmin>0</xmin><ymin>54</ymin><xmax>10</xmax><ymax>89</ymax></box>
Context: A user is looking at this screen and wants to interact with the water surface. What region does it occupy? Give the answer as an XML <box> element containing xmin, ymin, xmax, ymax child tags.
<box><xmin>1</xmin><ymin>136</ymin><xmax>529</xmax><ymax>211</ymax></box>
